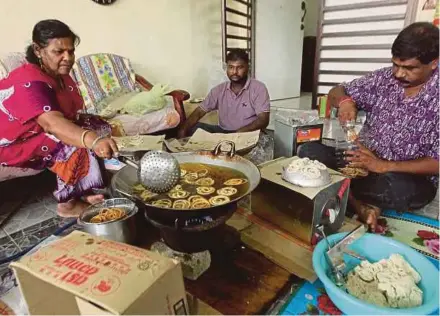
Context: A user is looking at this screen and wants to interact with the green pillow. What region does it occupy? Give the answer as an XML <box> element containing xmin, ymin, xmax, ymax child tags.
<box><xmin>122</xmin><ymin>84</ymin><xmax>172</xmax><ymax>116</ymax></box>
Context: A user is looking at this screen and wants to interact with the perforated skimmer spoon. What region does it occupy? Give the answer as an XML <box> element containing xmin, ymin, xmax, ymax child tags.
<box><xmin>121</xmin><ymin>150</ymin><xmax>181</xmax><ymax>193</ymax></box>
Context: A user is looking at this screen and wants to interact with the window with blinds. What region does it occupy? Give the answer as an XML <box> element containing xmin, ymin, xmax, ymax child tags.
<box><xmin>313</xmin><ymin>0</ymin><xmax>417</xmax><ymax>104</ymax></box>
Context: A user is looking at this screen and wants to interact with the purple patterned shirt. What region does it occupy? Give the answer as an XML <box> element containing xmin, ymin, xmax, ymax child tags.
<box><xmin>343</xmin><ymin>67</ymin><xmax>439</xmax><ymax>185</ymax></box>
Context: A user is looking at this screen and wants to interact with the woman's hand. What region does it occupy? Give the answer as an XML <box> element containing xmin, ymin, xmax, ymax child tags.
<box><xmin>92</xmin><ymin>137</ymin><xmax>119</xmax><ymax>159</ymax></box>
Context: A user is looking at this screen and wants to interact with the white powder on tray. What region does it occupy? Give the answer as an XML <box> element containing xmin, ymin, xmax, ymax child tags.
<box><xmin>346</xmin><ymin>254</ymin><xmax>423</xmax><ymax>308</ymax></box>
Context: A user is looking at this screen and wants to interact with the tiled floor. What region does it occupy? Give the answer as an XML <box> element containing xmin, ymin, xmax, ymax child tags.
<box><xmin>0</xmin><ymin>195</ymin><xmax>58</xmax><ymax>239</ymax></box>
<box><xmin>0</xmin><ymin>172</ymin><xmax>63</xmax><ymax>265</ymax></box>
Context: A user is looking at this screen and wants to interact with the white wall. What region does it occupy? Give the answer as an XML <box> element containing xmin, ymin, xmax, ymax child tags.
<box><xmin>255</xmin><ymin>0</ymin><xmax>304</xmax><ymax>100</ymax></box>
<box><xmin>415</xmin><ymin>0</ymin><xmax>438</xmax><ymax>22</ymax></box>
<box><xmin>0</xmin><ymin>0</ymin><xmax>224</xmax><ymax>98</ymax></box>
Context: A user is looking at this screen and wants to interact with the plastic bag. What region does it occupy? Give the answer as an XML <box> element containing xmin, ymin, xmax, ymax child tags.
<box><xmin>245</xmin><ymin>132</ymin><xmax>274</xmax><ymax>166</ymax></box>
<box><xmin>122</xmin><ymin>84</ymin><xmax>172</xmax><ymax>116</ymax></box>
<box><xmin>275</xmin><ymin>109</ymin><xmax>322</xmax><ymax>126</ymax></box>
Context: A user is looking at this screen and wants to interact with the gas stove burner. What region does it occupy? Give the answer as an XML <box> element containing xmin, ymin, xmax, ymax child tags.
<box><xmin>151</xmin><ymin>241</ymin><xmax>211</xmax><ymax>280</ymax></box>
<box><xmin>183</xmin><ymin>216</ymin><xmax>213</xmax><ymax>227</ymax></box>
<box><xmin>144</xmin><ymin>208</ymin><xmax>237</xmax><ymax>253</ymax></box>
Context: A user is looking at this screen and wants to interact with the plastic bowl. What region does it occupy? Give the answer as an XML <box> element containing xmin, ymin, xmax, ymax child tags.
<box><xmin>313</xmin><ymin>232</ymin><xmax>439</xmax><ymax>315</ymax></box>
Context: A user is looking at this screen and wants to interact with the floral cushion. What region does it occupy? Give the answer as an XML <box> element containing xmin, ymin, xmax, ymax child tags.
<box><xmin>71</xmin><ymin>53</ymin><xmax>139</xmax><ymax>114</ymax></box>
<box><xmin>0</xmin><ymin>52</ymin><xmax>27</xmax><ymax>80</ymax></box>
<box><xmin>72</xmin><ymin>53</ymin><xmax>181</xmax><ymax>134</ymax></box>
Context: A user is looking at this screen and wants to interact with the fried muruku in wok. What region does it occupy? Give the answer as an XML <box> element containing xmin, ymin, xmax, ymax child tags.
<box><xmin>196</xmin><ymin>186</ymin><xmax>216</xmax><ymax>196</ymax></box>
<box><xmin>132</xmin><ymin>162</ymin><xmax>249</xmax><ymax>209</ymax></box>
<box><xmin>224</xmin><ymin>178</ymin><xmax>248</xmax><ymax>186</ymax></box>
<box><xmin>217</xmin><ymin>187</ymin><xmax>238</xmax><ymax>196</ymax></box>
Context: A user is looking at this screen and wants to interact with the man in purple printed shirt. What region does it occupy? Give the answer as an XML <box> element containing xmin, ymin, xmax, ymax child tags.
<box><xmin>299</xmin><ymin>23</ymin><xmax>439</xmax><ymax>231</ymax></box>
<box><xmin>178</xmin><ymin>49</ymin><xmax>270</xmax><ymax>137</ymax></box>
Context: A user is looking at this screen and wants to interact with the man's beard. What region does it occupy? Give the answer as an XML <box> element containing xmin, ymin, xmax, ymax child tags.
<box><xmin>230</xmin><ymin>75</ymin><xmax>247</xmax><ymax>85</ymax></box>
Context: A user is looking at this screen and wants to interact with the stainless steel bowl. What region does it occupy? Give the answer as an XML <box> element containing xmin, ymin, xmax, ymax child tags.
<box><xmin>78</xmin><ymin>198</ymin><xmax>138</xmax><ymax>244</ymax></box>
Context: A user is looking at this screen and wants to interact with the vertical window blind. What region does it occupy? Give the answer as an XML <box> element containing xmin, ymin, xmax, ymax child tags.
<box><xmin>313</xmin><ymin>0</ymin><xmax>417</xmax><ymax>105</ymax></box>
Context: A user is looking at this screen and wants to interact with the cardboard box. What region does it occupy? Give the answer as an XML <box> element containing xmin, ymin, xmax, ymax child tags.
<box><xmin>10</xmin><ymin>231</ymin><xmax>188</xmax><ymax>315</ymax></box>
<box><xmin>251</xmin><ymin>157</ymin><xmax>350</xmax><ymax>245</ymax></box>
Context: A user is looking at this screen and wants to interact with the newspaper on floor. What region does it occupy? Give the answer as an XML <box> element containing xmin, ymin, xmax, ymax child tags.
<box><xmin>166</xmin><ymin>129</ymin><xmax>260</xmax><ymax>152</ymax></box>
<box><xmin>113</xmin><ymin>134</ymin><xmax>165</xmax><ymax>152</ymax></box>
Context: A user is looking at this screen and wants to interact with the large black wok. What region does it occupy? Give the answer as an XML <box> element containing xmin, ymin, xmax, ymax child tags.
<box><xmin>111</xmin><ymin>141</ymin><xmax>261</xmax><ymax>221</ymax></box>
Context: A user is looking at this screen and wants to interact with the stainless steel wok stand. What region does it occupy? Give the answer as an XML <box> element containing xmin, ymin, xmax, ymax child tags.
<box><xmin>145</xmin><ymin>208</ymin><xmax>239</xmax><ymax>280</ymax></box>
<box><xmin>151</xmin><ymin>242</ymin><xmax>211</xmax><ymax>281</ymax></box>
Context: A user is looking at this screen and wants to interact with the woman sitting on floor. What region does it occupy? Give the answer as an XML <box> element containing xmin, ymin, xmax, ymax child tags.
<box><xmin>0</xmin><ymin>19</ymin><xmax>118</xmax><ymax>217</ymax></box>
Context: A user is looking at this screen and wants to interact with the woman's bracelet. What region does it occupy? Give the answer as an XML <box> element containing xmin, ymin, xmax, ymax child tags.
<box><xmin>80</xmin><ymin>130</ymin><xmax>91</xmax><ymax>148</ymax></box>
<box><xmin>90</xmin><ymin>136</ymin><xmax>106</xmax><ymax>150</ymax></box>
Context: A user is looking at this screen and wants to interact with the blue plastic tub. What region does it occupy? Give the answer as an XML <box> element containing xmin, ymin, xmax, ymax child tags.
<box><xmin>312</xmin><ymin>232</ymin><xmax>439</xmax><ymax>315</ymax></box>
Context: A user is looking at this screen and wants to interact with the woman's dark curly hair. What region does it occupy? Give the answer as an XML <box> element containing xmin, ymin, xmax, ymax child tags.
<box><xmin>392</xmin><ymin>22</ymin><xmax>439</xmax><ymax>64</ymax></box>
<box><xmin>25</xmin><ymin>19</ymin><xmax>80</xmax><ymax>65</ymax></box>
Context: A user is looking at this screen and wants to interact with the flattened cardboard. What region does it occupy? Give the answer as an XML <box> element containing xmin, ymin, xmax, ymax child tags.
<box><xmin>166</xmin><ymin>129</ymin><xmax>260</xmax><ymax>152</ymax></box>
<box><xmin>113</xmin><ymin>134</ymin><xmax>165</xmax><ymax>152</ymax></box>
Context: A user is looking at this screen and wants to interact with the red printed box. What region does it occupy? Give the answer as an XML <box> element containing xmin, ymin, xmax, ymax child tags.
<box><xmin>10</xmin><ymin>231</ymin><xmax>188</xmax><ymax>315</ymax></box>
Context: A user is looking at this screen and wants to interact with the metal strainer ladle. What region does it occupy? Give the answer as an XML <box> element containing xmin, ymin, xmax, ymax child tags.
<box><xmin>122</xmin><ymin>150</ymin><xmax>181</xmax><ymax>193</ymax></box>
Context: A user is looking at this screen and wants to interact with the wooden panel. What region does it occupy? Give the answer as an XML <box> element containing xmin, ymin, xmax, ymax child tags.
<box><xmin>185</xmin><ymin>244</ymin><xmax>296</xmax><ymax>315</ymax></box>
<box><xmin>139</xmin><ymin>224</ymin><xmax>295</xmax><ymax>315</ymax></box>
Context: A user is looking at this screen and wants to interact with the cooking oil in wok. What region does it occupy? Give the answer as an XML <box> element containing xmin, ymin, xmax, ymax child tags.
<box><xmin>133</xmin><ymin>162</ymin><xmax>250</xmax><ymax>209</ymax></box>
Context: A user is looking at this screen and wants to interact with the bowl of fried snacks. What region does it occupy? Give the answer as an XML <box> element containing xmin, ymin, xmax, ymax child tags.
<box><xmin>78</xmin><ymin>198</ymin><xmax>138</xmax><ymax>244</ymax></box>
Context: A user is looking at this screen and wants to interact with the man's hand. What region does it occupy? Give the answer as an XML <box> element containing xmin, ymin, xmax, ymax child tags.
<box><xmin>178</xmin><ymin>107</ymin><xmax>206</xmax><ymax>139</ymax></box>
<box><xmin>338</xmin><ymin>101</ymin><xmax>358</xmax><ymax>123</ymax></box>
<box><xmin>177</xmin><ymin>127</ymin><xmax>187</xmax><ymax>139</ymax></box>
<box><xmin>236</xmin><ymin>112</ymin><xmax>269</xmax><ymax>133</ymax></box>
<box><xmin>345</xmin><ymin>142</ymin><xmax>389</xmax><ymax>173</ymax></box>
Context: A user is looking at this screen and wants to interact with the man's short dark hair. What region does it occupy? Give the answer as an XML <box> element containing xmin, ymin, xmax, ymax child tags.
<box><xmin>392</xmin><ymin>22</ymin><xmax>439</xmax><ymax>64</ymax></box>
<box><xmin>226</xmin><ymin>48</ymin><xmax>249</xmax><ymax>63</ymax></box>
